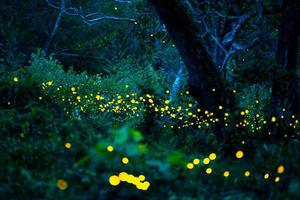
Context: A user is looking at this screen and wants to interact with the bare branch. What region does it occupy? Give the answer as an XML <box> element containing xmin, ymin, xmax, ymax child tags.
<box><xmin>201</xmin><ymin>19</ymin><xmax>227</xmax><ymax>54</ymax></box>
<box><xmin>220</xmin><ymin>37</ymin><xmax>259</xmax><ymax>70</ymax></box>
<box><xmin>45</xmin><ymin>0</ymin><xmax>136</xmax><ymax>25</ymax></box>
<box><xmin>43</xmin><ymin>0</ymin><xmax>65</xmax><ymax>54</ymax></box>
<box><xmin>114</xmin><ymin>0</ymin><xmax>133</xmax><ymax>4</ymax></box>
<box><xmin>207</xmin><ymin>10</ymin><xmax>240</xmax><ymax>19</ymax></box>
<box><xmin>222</xmin><ymin>10</ymin><xmax>257</xmax><ymax>47</ymax></box>
<box><xmin>82</xmin><ymin>16</ymin><xmax>135</xmax><ymax>25</ymax></box>
<box><xmin>45</xmin><ymin>0</ymin><xmax>60</xmax><ymax>9</ymax></box>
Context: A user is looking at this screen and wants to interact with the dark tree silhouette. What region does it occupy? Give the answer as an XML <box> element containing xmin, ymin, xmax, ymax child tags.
<box><xmin>150</xmin><ymin>0</ymin><xmax>222</xmax><ymax>110</ymax></box>
<box><xmin>272</xmin><ymin>0</ymin><xmax>300</xmax><ymax>116</ymax></box>
<box><xmin>150</xmin><ymin>0</ymin><xmax>264</xmax><ymax>110</ymax></box>
<box><xmin>150</xmin><ymin>0</ymin><xmax>299</xmax><ymax>117</ymax></box>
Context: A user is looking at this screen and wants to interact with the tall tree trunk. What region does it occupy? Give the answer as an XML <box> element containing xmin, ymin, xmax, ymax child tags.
<box><xmin>150</xmin><ymin>0</ymin><xmax>222</xmax><ymax>111</ymax></box>
<box><xmin>272</xmin><ymin>0</ymin><xmax>300</xmax><ymax>116</ymax></box>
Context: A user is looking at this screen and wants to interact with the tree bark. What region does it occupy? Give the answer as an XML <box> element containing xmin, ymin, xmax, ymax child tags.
<box><xmin>150</xmin><ymin>0</ymin><xmax>222</xmax><ymax>111</ymax></box>
<box><xmin>272</xmin><ymin>0</ymin><xmax>300</xmax><ymax>116</ymax></box>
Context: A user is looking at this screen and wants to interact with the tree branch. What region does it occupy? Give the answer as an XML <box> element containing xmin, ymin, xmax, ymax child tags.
<box><xmin>114</xmin><ymin>0</ymin><xmax>133</xmax><ymax>4</ymax></box>
<box><xmin>43</xmin><ymin>0</ymin><xmax>65</xmax><ymax>54</ymax></box>
<box><xmin>222</xmin><ymin>9</ymin><xmax>257</xmax><ymax>47</ymax></box>
<box><xmin>45</xmin><ymin>0</ymin><xmax>136</xmax><ymax>26</ymax></box>
<box><xmin>220</xmin><ymin>37</ymin><xmax>259</xmax><ymax>70</ymax></box>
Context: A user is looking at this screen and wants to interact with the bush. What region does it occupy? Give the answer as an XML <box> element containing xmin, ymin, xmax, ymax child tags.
<box><xmin>0</xmin><ymin>52</ymin><xmax>300</xmax><ymax>199</ymax></box>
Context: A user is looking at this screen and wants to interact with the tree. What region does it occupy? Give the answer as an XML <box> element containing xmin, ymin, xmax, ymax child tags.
<box><xmin>149</xmin><ymin>0</ymin><xmax>265</xmax><ymax>111</ymax></box>
<box><xmin>272</xmin><ymin>0</ymin><xmax>300</xmax><ymax>116</ymax></box>
<box><xmin>43</xmin><ymin>0</ymin><xmax>136</xmax><ymax>54</ymax></box>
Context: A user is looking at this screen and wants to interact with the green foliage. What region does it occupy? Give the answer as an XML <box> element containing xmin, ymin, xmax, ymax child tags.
<box><xmin>1</xmin><ymin>0</ymin><xmax>300</xmax><ymax>198</ymax></box>
<box><xmin>235</xmin><ymin>84</ymin><xmax>271</xmax><ymax>131</ymax></box>
<box><xmin>26</xmin><ymin>51</ymin><xmax>172</xmax><ymax>130</ymax></box>
<box><xmin>1</xmin><ymin>57</ymin><xmax>299</xmax><ymax>199</ymax></box>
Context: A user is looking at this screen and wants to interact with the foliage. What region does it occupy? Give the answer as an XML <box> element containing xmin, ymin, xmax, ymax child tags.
<box><xmin>1</xmin><ymin>0</ymin><xmax>300</xmax><ymax>199</ymax></box>
<box><xmin>0</xmin><ymin>54</ymin><xmax>299</xmax><ymax>199</ymax></box>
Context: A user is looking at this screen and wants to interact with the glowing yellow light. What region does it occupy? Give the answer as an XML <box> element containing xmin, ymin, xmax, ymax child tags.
<box><xmin>275</xmin><ymin>176</ymin><xmax>280</xmax><ymax>182</ymax></box>
<box><xmin>244</xmin><ymin>171</ymin><xmax>250</xmax><ymax>177</ymax></box>
<box><xmin>218</xmin><ymin>105</ymin><xmax>223</xmax><ymax>110</ymax></box>
<box><xmin>235</xmin><ymin>150</ymin><xmax>244</xmax><ymax>159</ymax></box>
<box><xmin>148</xmin><ymin>99</ymin><xmax>154</xmax><ymax>104</ymax></box>
<box><xmin>107</xmin><ymin>146</ymin><xmax>114</xmax><ymax>152</ymax></box>
<box><xmin>126</xmin><ymin>174</ymin><xmax>134</xmax><ymax>183</ymax></box>
<box><xmin>271</xmin><ymin>116</ymin><xmax>276</xmax><ymax>122</ymax></box>
<box><xmin>187</xmin><ymin>163</ymin><xmax>194</xmax><ymax>169</ymax></box>
<box><xmin>240</xmin><ymin>111</ymin><xmax>245</xmax><ymax>116</ymax></box>
<box><xmin>13</xmin><ymin>77</ymin><xmax>19</xmax><ymax>82</ymax></box>
<box><xmin>206</xmin><ymin>168</ymin><xmax>212</xmax><ymax>174</ymax></box>
<box><xmin>118</xmin><ymin>172</ymin><xmax>128</xmax><ymax>181</ymax></box>
<box><xmin>203</xmin><ymin>158</ymin><xmax>210</xmax><ymax>165</ymax></box>
<box><xmin>193</xmin><ymin>158</ymin><xmax>200</xmax><ymax>165</ymax></box>
<box><xmin>223</xmin><ymin>171</ymin><xmax>230</xmax><ymax>177</ymax></box>
<box><xmin>264</xmin><ymin>173</ymin><xmax>269</xmax><ymax>179</ymax></box>
<box><xmin>138</xmin><ymin>175</ymin><xmax>145</xmax><ymax>181</ymax></box>
<box><xmin>165</xmin><ymin>100</ymin><xmax>170</xmax><ymax>104</ymax></box>
<box><xmin>71</xmin><ymin>87</ymin><xmax>76</xmax><ymax>91</ymax></box>
<box><xmin>209</xmin><ymin>153</ymin><xmax>217</xmax><ymax>161</ymax></box>
<box><xmin>122</xmin><ymin>157</ymin><xmax>129</xmax><ymax>164</ymax></box>
<box><xmin>47</xmin><ymin>81</ymin><xmax>53</xmax><ymax>86</ymax></box>
<box><xmin>141</xmin><ymin>181</ymin><xmax>150</xmax><ymax>190</ymax></box>
<box><xmin>277</xmin><ymin>165</ymin><xmax>285</xmax><ymax>174</ymax></box>
<box><xmin>65</xmin><ymin>142</ymin><xmax>71</xmax><ymax>149</ymax></box>
<box><xmin>109</xmin><ymin>175</ymin><xmax>120</xmax><ymax>186</ymax></box>
<box><xmin>56</xmin><ymin>179</ymin><xmax>68</xmax><ymax>190</ymax></box>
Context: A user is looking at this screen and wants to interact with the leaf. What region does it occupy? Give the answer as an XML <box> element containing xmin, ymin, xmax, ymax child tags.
<box><xmin>78</xmin><ymin>155</ymin><xmax>91</xmax><ymax>165</ymax></box>
<box><xmin>114</xmin><ymin>127</ymin><xmax>129</xmax><ymax>145</ymax></box>
<box><xmin>137</xmin><ymin>144</ymin><xmax>148</xmax><ymax>154</ymax></box>
<box><xmin>167</xmin><ymin>151</ymin><xmax>183</xmax><ymax>165</ymax></box>
<box><xmin>130</xmin><ymin>129</ymin><xmax>144</xmax><ymax>142</ymax></box>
